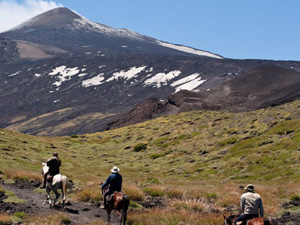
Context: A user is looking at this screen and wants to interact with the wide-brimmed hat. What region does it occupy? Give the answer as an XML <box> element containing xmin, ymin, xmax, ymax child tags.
<box><xmin>111</xmin><ymin>166</ymin><xmax>120</xmax><ymax>173</ymax></box>
<box><xmin>244</xmin><ymin>184</ymin><xmax>255</xmax><ymax>192</ymax></box>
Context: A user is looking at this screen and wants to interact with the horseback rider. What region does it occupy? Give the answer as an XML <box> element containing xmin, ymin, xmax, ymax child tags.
<box><xmin>40</xmin><ymin>152</ymin><xmax>61</xmax><ymax>189</ymax></box>
<box><xmin>234</xmin><ymin>184</ymin><xmax>264</xmax><ymax>225</ymax></box>
<box><xmin>101</xmin><ymin>166</ymin><xmax>122</xmax><ymax>209</ymax></box>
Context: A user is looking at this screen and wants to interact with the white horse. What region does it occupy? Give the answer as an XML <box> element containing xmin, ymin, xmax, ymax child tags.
<box><xmin>41</xmin><ymin>162</ymin><xmax>67</xmax><ymax>208</ymax></box>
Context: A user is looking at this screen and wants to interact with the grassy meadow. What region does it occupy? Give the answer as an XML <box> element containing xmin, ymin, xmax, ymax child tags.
<box><xmin>1</xmin><ymin>100</ymin><xmax>300</xmax><ymax>224</ymax></box>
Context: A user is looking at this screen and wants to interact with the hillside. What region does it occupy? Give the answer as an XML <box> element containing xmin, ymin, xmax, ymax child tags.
<box><xmin>107</xmin><ymin>65</ymin><xmax>300</xmax><ymax>130</ymax></box>
<box><xmin>1</xmin><ymin>99</ymin><xmax>300</xmax><ymax>181</ymax></box>
<box><xmin>1</xmin><ymin>100</ymin><xmax>300</xmax><ymax>224</ymax></box>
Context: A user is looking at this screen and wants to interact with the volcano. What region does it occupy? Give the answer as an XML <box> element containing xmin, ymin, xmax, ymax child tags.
<box><xmin>0</xmin><ymin>7</ymin><xmax>299</xmax><ymax>135</ymax></box>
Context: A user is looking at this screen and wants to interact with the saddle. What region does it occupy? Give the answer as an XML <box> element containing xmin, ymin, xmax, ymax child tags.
<box><xmin>105</xmin><ymin>192</ymin><xmax>118</xmax><ymax>202</ymax></box>
<box><xmin>46</xmin><ymin>174</ymin><xmax>53</xmax><ymax>183</ymax></box>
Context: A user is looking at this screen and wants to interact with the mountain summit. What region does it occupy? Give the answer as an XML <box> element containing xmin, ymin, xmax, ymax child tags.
<box><xmin>0</xmin><ymin>8</ymin><xmax>299</xmax><ymax>136</ymax></box>
<box><xmin>2</xmin><ymin>7</ymin><xmax>223</xmax><ymax>58</ymax></box>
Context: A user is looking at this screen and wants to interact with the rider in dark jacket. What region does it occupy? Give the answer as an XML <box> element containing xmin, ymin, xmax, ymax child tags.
<box><xmin>40</xmin><ymin>152</ymin><xmax>61</xmax><ymax>189</ymax></box>
<box><xmin>101</xmin><ymin>166</ymin><xmax>122</xmax><ymax>209</ymax></box>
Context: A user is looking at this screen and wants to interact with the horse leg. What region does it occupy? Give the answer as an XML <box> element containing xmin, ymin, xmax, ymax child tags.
<box><xmin>52</xmin><ymin>187</ymin><xmax>60</xmax><ymax>207</ymax></box>
<box><xmin>122</xmin><ymin>208</ymin><xmax>128</xmax><ymax>225</ymax></box>
<box><xmin>107</xmin><ymin>210</ymin><xmax>111</xmax><ymax>225</ymax></box>
<box><xmin>46</xmin><ymin>187</ymin><xmax>53</xmax><ymax>208</ymax></box>
<box><xmin>61</xmin><ymin>178</ymin><xmax>67</xmax><ymax>207</ymax></box>
<box><xmin>43</xmin><ymin>190</ymin><xmax>50</xmax><ymax>206</ymax></box>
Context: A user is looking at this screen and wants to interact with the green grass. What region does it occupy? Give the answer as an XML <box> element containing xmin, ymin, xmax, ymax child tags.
<box><xmin>2</xmin><ymin>189</ymin><xmax>26</xmax><ymax>204</ymax></box>
<box><xmin>1</xmin><ymin>100</ymin><xmax>300</xmax><ymax>224</ymax></box>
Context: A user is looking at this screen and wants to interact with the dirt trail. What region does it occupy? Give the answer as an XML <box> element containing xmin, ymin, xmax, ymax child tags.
<box><xmin>0</xmin><ymin>179</ymin><xmax>119</xmax><ymax>224</ymax></box>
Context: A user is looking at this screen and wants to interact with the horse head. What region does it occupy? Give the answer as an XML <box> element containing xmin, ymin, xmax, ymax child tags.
<box><xmin>222</xmin><ymin>214</ymin><xmax>238</xmax><ymax>225</ymax></box>
<box><xmin>41</xmin><ymin>162</ymin><xmax>49</xmax><ymax>175</ymax></box>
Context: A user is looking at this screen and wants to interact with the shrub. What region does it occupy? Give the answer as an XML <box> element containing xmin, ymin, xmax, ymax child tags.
<box><xmin>143</xmin><ymin>186</ymin><xmax>164</xmax><ymax>197</ymax></box>
<box><xmin>290</xmin><ymin>194</ymin><xmax>300</xmax><ymax>202</ymax></box>
<box><xmin>150</xmin><ymin>153</ymin><xmax>165</xmax><ymax>159</ymax></box>
<box><xmin>133</xmin><ymin>143</ymin><xmax>147</xmax><ymax>152</ymax></box>
<box><xmin>123</xmin><ymin>185</ymin><xmax>144</xmax><ymax>201</ymax></box>
<box><xmin>5</xmin><ymin>170</ymin><xmax>41</xmax><ymax>182</ymax></box>
<box><xmin>205</xmin><ymin>193</ymin><xmax>218</xmax><ymax>201</ymax></box>
<box><xmin>74</xmin><ymin>185</ymin><xmax>101</xmax><ymax>203</ymax></box>
<box><xmin>14</xmin><ymin>212</ymin><xmax>27</xmax><ymax>219</ymax></box>
<box><xmin>166</xmin><ymin>188</ymin><xmax>184</xmax><ymax>199</ymax></box>
<box><xmin>0</xmin><ymin>214</ymin><xmax>13</xmax><ymax>225</ymax></box>
<box><xmin>60</xmin><ymin>215</ymin><xmax>72</xmax><ymax>225</ymax></box>
<box><xmin>146</xmin><ymin>177</ymin><xmax>161</xmax><ymax>184</ymax></box>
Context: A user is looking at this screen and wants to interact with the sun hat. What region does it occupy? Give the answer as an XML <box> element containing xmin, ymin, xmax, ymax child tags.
<box><xmin>244</xmin><ymin>184</ymin><xmax>255</xmax><ymax>192</ymax></box>
<box><xmin>111</xmin><ymin>166</ymin><xmax>120</xmax><ymax>173</ymax></box>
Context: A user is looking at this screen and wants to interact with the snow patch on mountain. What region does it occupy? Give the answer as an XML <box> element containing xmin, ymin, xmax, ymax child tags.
<box><xmin>72</xmin><ymin>13</ymin><xmax>145</xmax><ymax>40</ymax></box>
<box><xmin>171</xmin><ymin>73</ymin><xmax>206</xmax><ymax>92</ymax></box>
<box><xmin>106</xmin><ymin>66</ymin><xmax>147</xmax><ymax>82</ymax></box>
<box><xmin>157</xmin><ymin>41</ymin><xmax>223</xmax><ymax>59</ymax></box>
<box><xmin>49</xmin><ymin>66</ymin><xmax>80</xmax><ymax>87</ymax></box>
<box><xmin>144</xmin><ymin>70</ymin><xmax>181</xmax><ymax>88</ymax></box>
<box><xmin>82</xmin><ymin>73</ymin><xmax>105</xmax><ymax>87</ymax></box>
<box><xmin>9</xmin><ymin>71</ymin><xmax>21</xmax><ymax>77</ymax></box>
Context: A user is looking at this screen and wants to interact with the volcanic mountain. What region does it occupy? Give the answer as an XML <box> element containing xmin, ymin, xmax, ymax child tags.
<box><xmin>106</xmin><ymin>65</ymin><xmax>300</xmax><ymax>130</ymax></box>
<box><xmin>0</xmin><ymin>7</ymin><xmax>300</xmax><ymax>135</ymax></box>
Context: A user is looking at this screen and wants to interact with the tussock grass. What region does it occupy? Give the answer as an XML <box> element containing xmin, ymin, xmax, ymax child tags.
<box><xmin>143</xmin><ymin>185</ymin><xmax>165</xmax><ymax>197</ymax></box>
<box><xmin>166</xmin><ymin>187</ymin><xmax>184</xmax><ymax>199</ymax></box>
<box><xmin>123</xmin><ymin>184</ymin><xmax>144</xmax><ymax>201</ymax></box>
<box><xmin>4</xmin><ymin>170</ymin><xmax>41</xmax><ymax>181</ymax></box>
<box><xmin>1</xmin><ymin>100</ymin><xmax>300</xmax><ymax>223</ymax></box>
<box><xmin>73</xmin><ymin>184</ymin><xmax>102</xmax><ymax>203</ymax></box>
<box><xmin>0</xmin><ymin>214</ymin><xmax>13</xmax><ymax>225</ymax></box>
<box><xmin>23</xmin><ymin>213</ymin><xmax>72</xmax><ymax>225</ymax></box>
<box><xmin>127</xmin><ymin>209</ymin><xmax>223</xmax><ymax>225</ymax></box>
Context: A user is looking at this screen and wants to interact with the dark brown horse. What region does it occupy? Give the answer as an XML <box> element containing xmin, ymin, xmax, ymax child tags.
<box><xmin>101</xmin><ymin>183</ymin><xmax>130</xmax><ymax>225</ymax></box>
<box><xmin>222</xmin><ymin>214</ymin><xmax>272</xmax><ymax>225</ymax></box>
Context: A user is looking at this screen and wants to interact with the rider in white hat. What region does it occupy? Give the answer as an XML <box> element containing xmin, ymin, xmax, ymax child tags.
<box><xmin>101</xmin><ymin>166</ymin><xmax>122</xmax><ymax>209</ymax></box>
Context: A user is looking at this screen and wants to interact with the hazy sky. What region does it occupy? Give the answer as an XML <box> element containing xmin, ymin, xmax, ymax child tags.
<box><xmin>0</xmin><ymin>0</ymin><xmax>299</xmax><ymax>61</ymax></box>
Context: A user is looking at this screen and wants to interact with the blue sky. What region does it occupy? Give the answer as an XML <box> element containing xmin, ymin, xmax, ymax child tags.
<box><xmin>0</xmin><ymin>0</ymin><xmax>299</xmax><ymax>61</ymax></box>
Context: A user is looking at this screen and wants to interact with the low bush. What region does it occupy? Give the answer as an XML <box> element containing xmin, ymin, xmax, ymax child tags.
<box><xmin>0</xmin><ymin>214</ymin><xmax>13</xmax><ymax>225</ymax></box>
<box><xmin>133</xmin><ymin>143</ymin><xmax>147</xmax><ymax>152</ymax></box>
<box><xmin>74</xmin><ymin>185</ymin><xmax>101</xmax><ymax>203</ymax></box>
<box><xmin>5</xmin><ymin>170</ymin><xmax>41</xmax><ymax>182</ymax></box>
<box><xmin>123</xmin><ymin>185</ymin><xmax>144</xmax><ymax>201</ymax></box>
<box><xmin>166</xmin><ymin>188</ymin><xmax>184</xmax><ymax>199</ymax></box>
<box><xmin>143</xmin><ymin>186</ymin><xmax>164</xmax><ymax>197</ymax></box>
<box><xmin>290</xmin><ymin>194</ymin><xmax>300</xmax><ymax>202</ymax></box>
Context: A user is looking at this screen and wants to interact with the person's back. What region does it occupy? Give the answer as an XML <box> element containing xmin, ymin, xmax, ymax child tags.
<box><xmin>101</xmin><ymin>166</ymin><xmax>122</xmax><ymax>209</ymax></box>
<box><xmin>241</xmin><ymin>192</ymin><xmax>262</xmax><ymax>215</ymax></box>
<box><xmin>47</xmin><ymin>155</ymin><xmax>61</xmax><ymax>175</ymax></box>
<box><xmin>40</xmin><ymin>152</ymin><xmax>61</xmax><ymax>189</ymax></box>
<box><xmin>234</xmin><ymin>184</ymin><xmax>264</xmax><ymax>225</ymax></box>
<box><xmin>107</xmin><ymin>172</ymin><xmax>122</xmax><ymax>192</ymax></box>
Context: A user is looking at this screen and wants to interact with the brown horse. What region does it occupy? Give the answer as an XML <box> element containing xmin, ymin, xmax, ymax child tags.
<box><xmin>101</xmin><ymin>183</ymin><xmax>130</xmax><ymax>225</ymax></box>
<box><xmin>222</xmin><ymin>214</ymin><xmax>272</xmax><ymax>225</ymax></box>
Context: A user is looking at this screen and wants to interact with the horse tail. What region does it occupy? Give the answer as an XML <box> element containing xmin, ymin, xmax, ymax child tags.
<box><xmin>263</xmin><ymin>218</ymin><xmax>272</xmax><ymax>225</ymax></box>
<box><xmin>121</xmin><ymin>194</ymin><xmax>130</xmax><ymax>225</ymax></box>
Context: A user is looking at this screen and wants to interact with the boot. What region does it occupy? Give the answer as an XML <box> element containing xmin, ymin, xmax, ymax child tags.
<box><xmin>39</xmin><ymin>176</ymin><xmax>46</xmax><ymax>189</ymax></box>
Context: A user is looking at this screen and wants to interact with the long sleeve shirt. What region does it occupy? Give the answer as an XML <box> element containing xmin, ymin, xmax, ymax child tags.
<box><xmin>241</xmin><ymin>192</ymin><xmax>264</xmax><ymax>217</ymax></box>
<box><xmin>102</xmin><ymin>173</ymin><xmax>122</xmax><ymax>192</ymax></box>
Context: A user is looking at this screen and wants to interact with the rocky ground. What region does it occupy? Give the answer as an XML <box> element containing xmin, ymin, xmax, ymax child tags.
<box><xmin>1</xmin><ymin>179</ymin><xmax>300</xmax><ymax>224</ymax></box>
<box><xmin>0</xmin><ymin>179</ymin><xmax>118</xmax><ymax>224</ymax></box>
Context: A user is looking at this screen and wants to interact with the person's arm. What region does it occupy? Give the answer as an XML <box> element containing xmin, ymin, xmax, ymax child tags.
<box><xmin>241</xmin><ymin>196</ymin><xmax>245</xmax><ymax>213</ymax></box>
<box><xmin>259</xmin><ymin>198</ymin><xmax>264</xmax><ymax>217</ymax></box>
<box><xmin>102</xmin><ymin>174</ymin><xmax>112</xmax><ymax>188</ymax></box>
